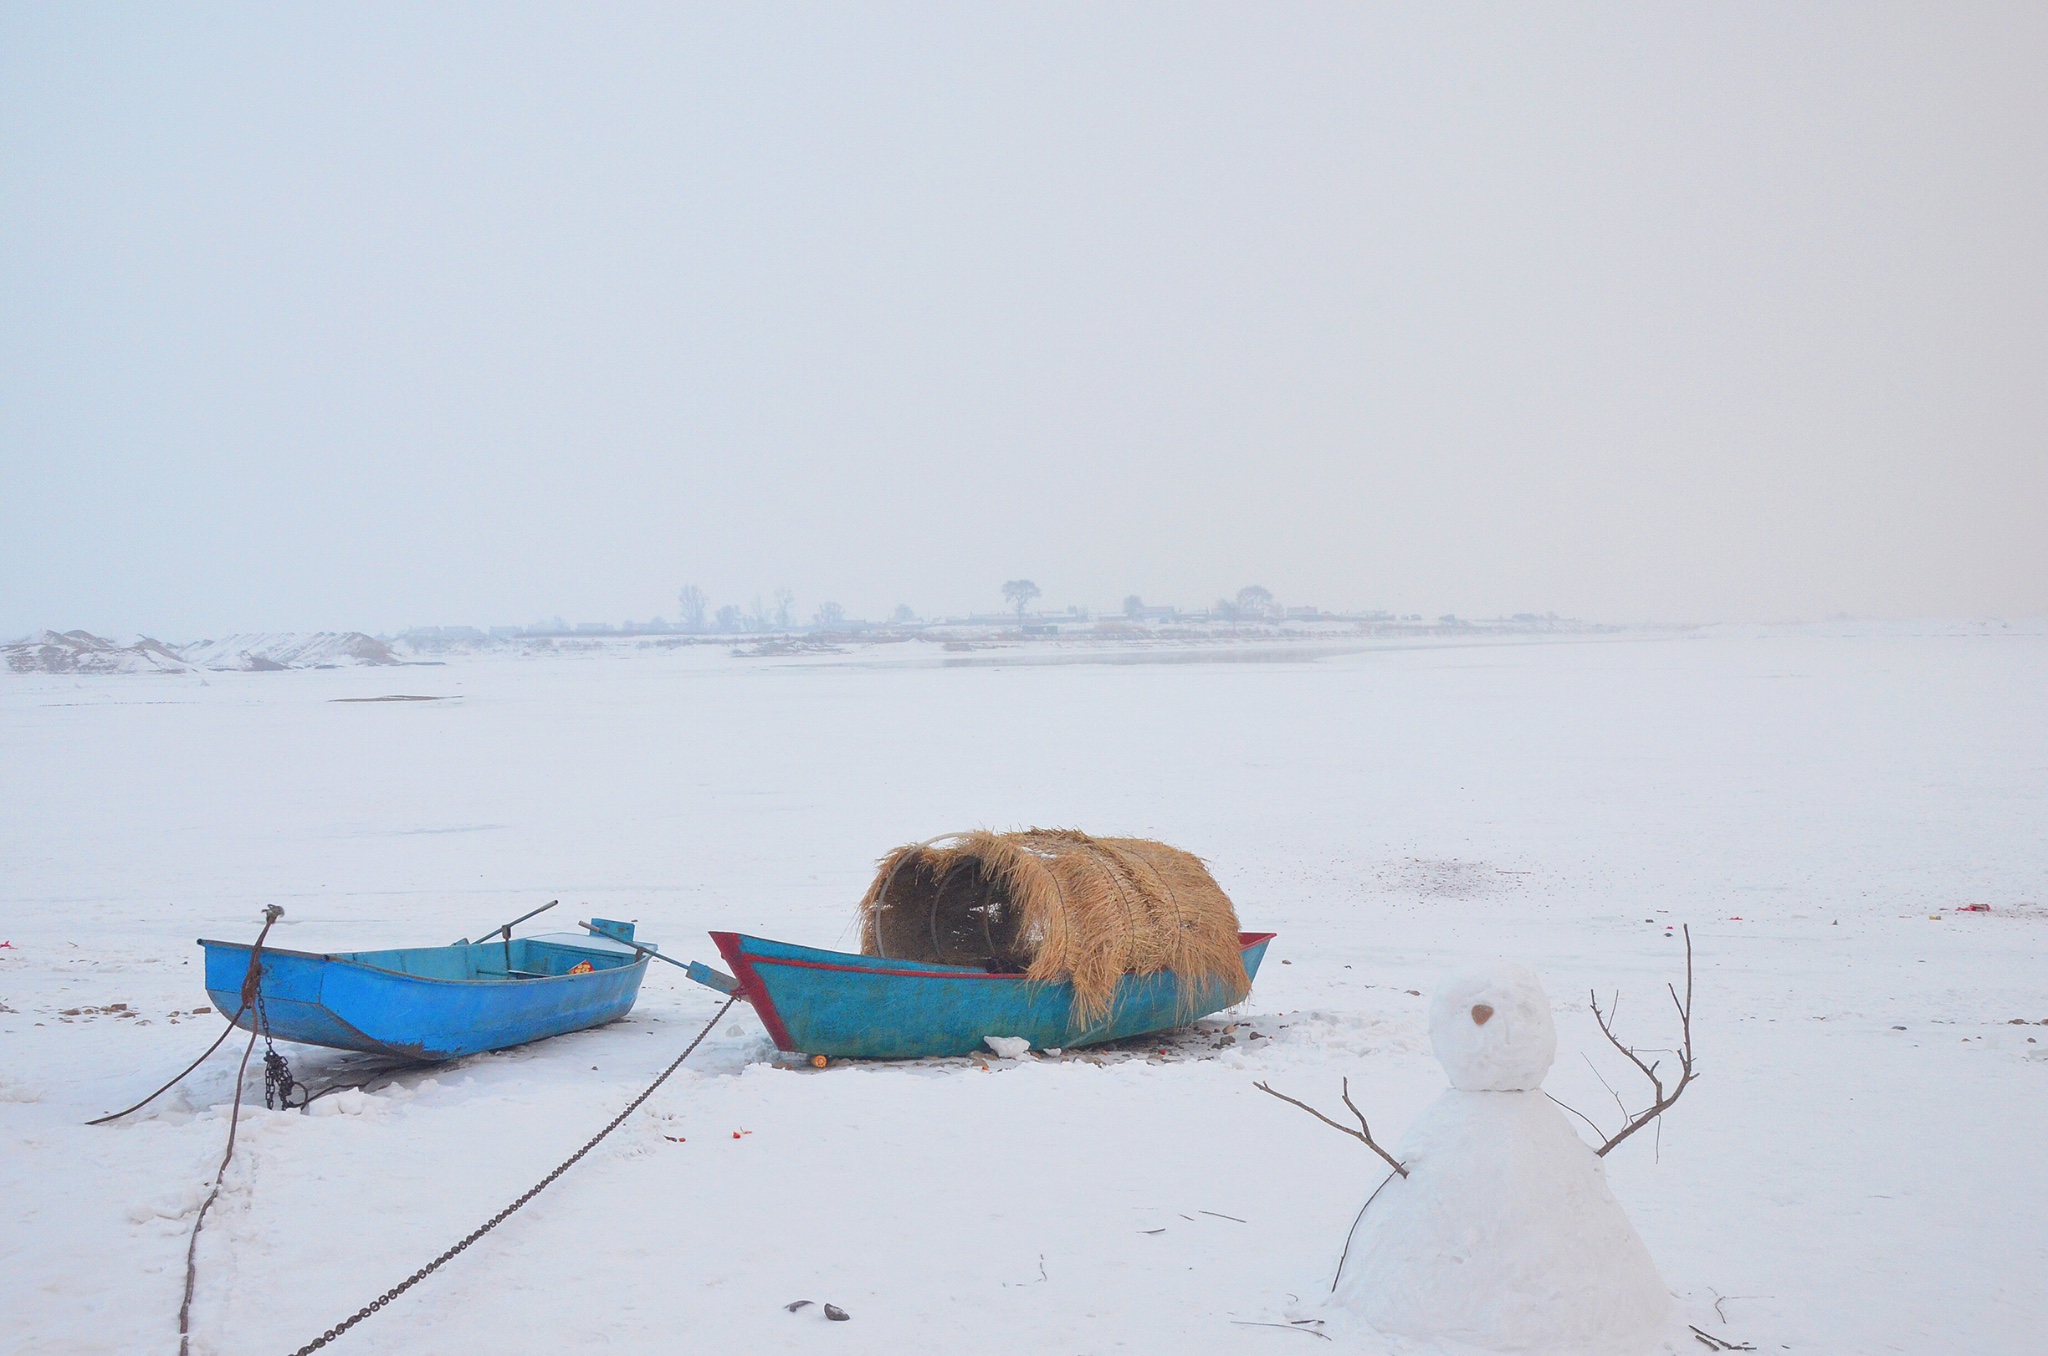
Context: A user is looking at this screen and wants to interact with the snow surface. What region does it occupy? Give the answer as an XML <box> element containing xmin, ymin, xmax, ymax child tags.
<box><xmin>1331</xmin><ymin>965</ymin><xmax>1668</xmax><ymax>1353</ymax></box>
<box><xmin>173</xmin><ymin>632</ymin><xmax>399</xmax><ymax>671</ymax></box>
<box><xmin>2</xmin><ymin>620</ymin><xmax>2045</xmax><ymax>1355</ymax></box>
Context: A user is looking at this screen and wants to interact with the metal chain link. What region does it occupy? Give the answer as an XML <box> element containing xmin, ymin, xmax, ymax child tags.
<box><xmin>253</xmin><ymin>984</ymin><xmax>304</xmax><ymax>1112</ymax></box>
<box><xmin>286</xmin><ymin>993</ymin><xmax>739</xmax><ymax>1355</ymax></box>
<box><xmin>262</xmin><ymin>1046</ymin><xmax>300</xmax><ymax>1111</ymax></box>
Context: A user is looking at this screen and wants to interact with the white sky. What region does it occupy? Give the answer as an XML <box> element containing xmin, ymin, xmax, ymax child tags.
<box><xmin>4</xmin><ymin>4</ymin><xmax>2044</xmax><ymax>638</ymax></box>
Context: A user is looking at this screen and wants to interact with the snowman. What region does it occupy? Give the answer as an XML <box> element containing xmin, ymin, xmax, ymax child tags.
<box><xmin>1329</xmin><ymin>962</ymin><xmax>1674</xmax><ymax>1355</ymax></box>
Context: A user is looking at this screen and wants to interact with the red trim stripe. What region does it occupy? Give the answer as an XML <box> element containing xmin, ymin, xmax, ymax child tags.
<box><xmin>754</xmin><ymin>957</ymin><xmax>1016</xmax><ymax>981</ymax></box>
<box><xmin>746</xmin><ymin>932</ymin><xmax>1272</xmax><ymax>983</ymax></box>
<box><xmin>710</xmin><ymin>931</ymin><xmax>797</xmax><ymax>1051</ymax></box>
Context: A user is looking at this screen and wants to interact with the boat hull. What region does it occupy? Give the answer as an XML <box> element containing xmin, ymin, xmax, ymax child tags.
<box><xmin>200</xmin><ymin>933</ymin><xmax>651</xmax><ymax>1061</ymax></box>
<box><xmin>712</xmin><ymin>930</ymin><xmax>1275</xmax><ymax>1059</ymax></box>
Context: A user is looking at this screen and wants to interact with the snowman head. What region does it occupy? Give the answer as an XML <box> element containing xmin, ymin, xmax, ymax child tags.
<box><xmin>1429</xmin><ymin>961</ymin><xmax>1557</xmax><ymax>1091</ymax></box>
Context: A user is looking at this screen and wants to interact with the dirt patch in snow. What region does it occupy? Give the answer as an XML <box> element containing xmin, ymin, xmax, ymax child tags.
<box><xmin>1374</xmin><ymin>857</ymin><xmax>1530</xmax><ymax>901</ymax></box>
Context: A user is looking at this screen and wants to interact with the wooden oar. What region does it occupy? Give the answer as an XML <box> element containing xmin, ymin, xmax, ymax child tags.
<box><xmin>473</xmin><ymin>899</ymin><xmax>559</xmax><ymax>972</ymax></box>
<box><xmin>577</xmin><ymin>920</ymin><xmax>741</xmax><ymax>996</ymax></box>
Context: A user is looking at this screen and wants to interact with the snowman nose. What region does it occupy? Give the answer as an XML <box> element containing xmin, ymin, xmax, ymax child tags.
<box><xmin>1471</xmin><ymin>1004</ymin><xmax>1494</xmax><ymax>1025</ymax></box>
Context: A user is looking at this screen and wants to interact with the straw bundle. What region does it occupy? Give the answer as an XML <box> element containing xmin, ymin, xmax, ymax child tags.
<box><xmin>857</xmin><ymin>829</ymin><xmax>1250</xmax><ymax>1022</ymax></box>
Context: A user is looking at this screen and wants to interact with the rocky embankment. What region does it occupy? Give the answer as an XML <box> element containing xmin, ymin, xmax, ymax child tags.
<box><xmin>3</xmin><ymin>629</ymin><xmax>401</xmax><ymax>674</ymax></box>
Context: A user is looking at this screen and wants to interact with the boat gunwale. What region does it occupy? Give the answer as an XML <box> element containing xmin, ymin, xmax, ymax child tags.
<box><xmin>196</xmin><ymin>937</ymin><xmax>652</xmax><ymax>988</ymax></box>
<box><xmin>731</xmin><ymin>930</ymin><xmax>1277</xmax><ymax>983</ymax></box>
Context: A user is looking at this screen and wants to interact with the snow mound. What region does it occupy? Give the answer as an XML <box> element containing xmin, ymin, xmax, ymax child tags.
<box><xmin>1430</xmin><ymin>961</ymin><xmax>1557</xmax><ymax>1091</ymax></box>
<box><xmin>1335</xmin><ymin>1090</ymin><xmax>1672</xmax><ymax>1354</ymax></box>
<box><xmin>2</xmin><ymin>630</ymin><xmax>191</xmax><ymax>674</ymax></box>
<box><xmin>5</xmin><ymin>629</ymin><xmax>402</xmax><ymax>673</ymax></box>
<box><xmin>177</xmin><ymin>632</ymin><xmax>400</xmax><ymax>670</ymax></box>
<box><xmin>1332</xmin><ymin>962</ymin><xmax>1670</xmax><ymax>1354</ymax></box>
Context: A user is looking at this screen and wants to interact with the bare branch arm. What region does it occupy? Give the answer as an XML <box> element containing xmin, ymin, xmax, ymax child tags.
<box><xmin>1256</xmin><ymin>1080</ymin><xmax>1407</xmax><ymax>1177</ymax></box>
<box><xmin>1339</xmin><ymin>1078</ymin><xmax>1386</xmax><ymax>1150</ymax></box>
<box><xmin>1582</xmin><ymin>1050</ymin><xmax>1633</xmax><ymax>1124</ymax></box>
<box><xmin>1591</xmin><ymin>987</ymin><xmax>1665</xmax><ymax>1104</ymax></box>
<box><xmin>1545</xmin><ymin>1090</ymin><xmax>1609</xmax><ymax>1143</ymax></box>
<box><xmin>1594</xmin><ymin>924</ymin><xmax>1698</xmax><ymax>1158</ymax></box>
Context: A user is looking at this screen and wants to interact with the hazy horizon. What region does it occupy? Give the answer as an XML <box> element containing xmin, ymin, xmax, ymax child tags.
<box><xmin>6</xmin><ymin>5</ymin><xmax>2045</xmax><ymax>639</ymax></box>
<box><xmin>8</xmin><ymin>598</ymin><xmax>2029</xmax><ymax>652</ymax></box>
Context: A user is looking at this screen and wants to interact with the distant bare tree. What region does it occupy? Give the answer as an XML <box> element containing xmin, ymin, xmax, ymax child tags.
<box><xmin>1002</xmin><ymin>579</ymin><xmax>1041</xmax><ymax>621</ymax></box>
<box><xmin>1236</xmin><ymin>584</ymin><xmax>1277</xmax><ymax>620</ymax></box>
<box><xmin>1123</xmin><ymin>594</ymin><xmax>1145</xmax><ymax>619</ymax></box>
<box><xmin>773</xmin><ymin>588</ymin><xmax>796</xmax><ymax>630</ymax></box>
<box><xmin>891</xmin><ymin>603</ymin><xmax>916</xmax><ymax>624</ymax></box>
<box><xmin>715</xmin><ymin>604</ymin><xmax>742</xmax><ymax>632</ymax></box>
<box><xmin>1212</xmin><ymin>597</ymin><xmax>1241</xmax><ymax>622</ymax></box>
<box><xmin>676</xmin><ymin>585</ymin><xmax>709</xmax><ymax>631</ymax></box>
<box><xmin>813</xmin><ymin>601</ymin><xmax>845</xmax><ymax>628</ymax></box>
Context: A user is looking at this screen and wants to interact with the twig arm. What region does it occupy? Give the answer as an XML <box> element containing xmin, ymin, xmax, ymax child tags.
<box><xmin>1255</xmin><ymin>1080</ymin><xmax>1407</xmax><ymax>1177</ymax></box>
<box><xmin>1593</xmin><ymin>924</ymin><xmax>1698</xmax><ymax>1158</ymax></box>
<box><xmin>1592</xmin><ymin>988</ymin><xmax>1665</xmax><ymax>1101</ymax></box>
<box><xmin>1544</xmin><ymin>1090</ymin><xmax>1608</xmax><ymax>1143</ymax></box>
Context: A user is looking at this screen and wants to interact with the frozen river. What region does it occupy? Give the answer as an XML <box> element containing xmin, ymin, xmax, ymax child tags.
<box><xmin>3</xmin><ymin>621</ymin><xmax>2042</xmax><ymax>1354</ymax></box>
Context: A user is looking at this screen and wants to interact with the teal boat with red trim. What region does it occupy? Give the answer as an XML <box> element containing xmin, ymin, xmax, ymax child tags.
<box><xmin>698</xmin><ymin>930</ymin><xmax>1276</xmax><ymax>1060</ymax></box>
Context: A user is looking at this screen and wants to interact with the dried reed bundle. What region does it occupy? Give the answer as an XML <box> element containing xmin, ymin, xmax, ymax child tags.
<box><xmin>857</xmin><ymin>829</ymin><xmax>1250</xmax><ymax>1022</ymax></box>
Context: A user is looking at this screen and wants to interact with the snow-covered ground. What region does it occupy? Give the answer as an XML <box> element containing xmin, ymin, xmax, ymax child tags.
<box><xmin>2</xmin><ymin>621</ymin><xmax>2042</xmax><ymax>1355</ymax></box>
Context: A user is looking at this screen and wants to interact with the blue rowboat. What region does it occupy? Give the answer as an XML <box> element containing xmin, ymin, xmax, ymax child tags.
<box><xmin>705</xmin><ymin>930</ymin><xmax>1276</xmax><ymax>1059</ymax></box>
<box><xmin>198</xmin><ymin>919</ymin><xmax>654</xmax><ymax>1061</ymax></box>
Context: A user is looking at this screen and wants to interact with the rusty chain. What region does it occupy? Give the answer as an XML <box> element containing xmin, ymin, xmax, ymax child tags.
<box><xmin>285</xmin><ymin>992</ymin><xmax>739</xmax><ymax>1355</ymax></box>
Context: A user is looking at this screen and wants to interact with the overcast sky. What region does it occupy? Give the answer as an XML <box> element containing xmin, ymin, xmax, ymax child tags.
<box><xmin>4</xmin><ymin>4</ymin><xmax>2043</xmax><ymax>638</ymax></box>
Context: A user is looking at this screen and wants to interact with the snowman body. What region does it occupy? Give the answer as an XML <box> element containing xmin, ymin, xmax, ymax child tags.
<box><xmin>1333</xmin><ymin>963</ymin><xmax>1671</xmax><ymax>1355</ymax></box>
